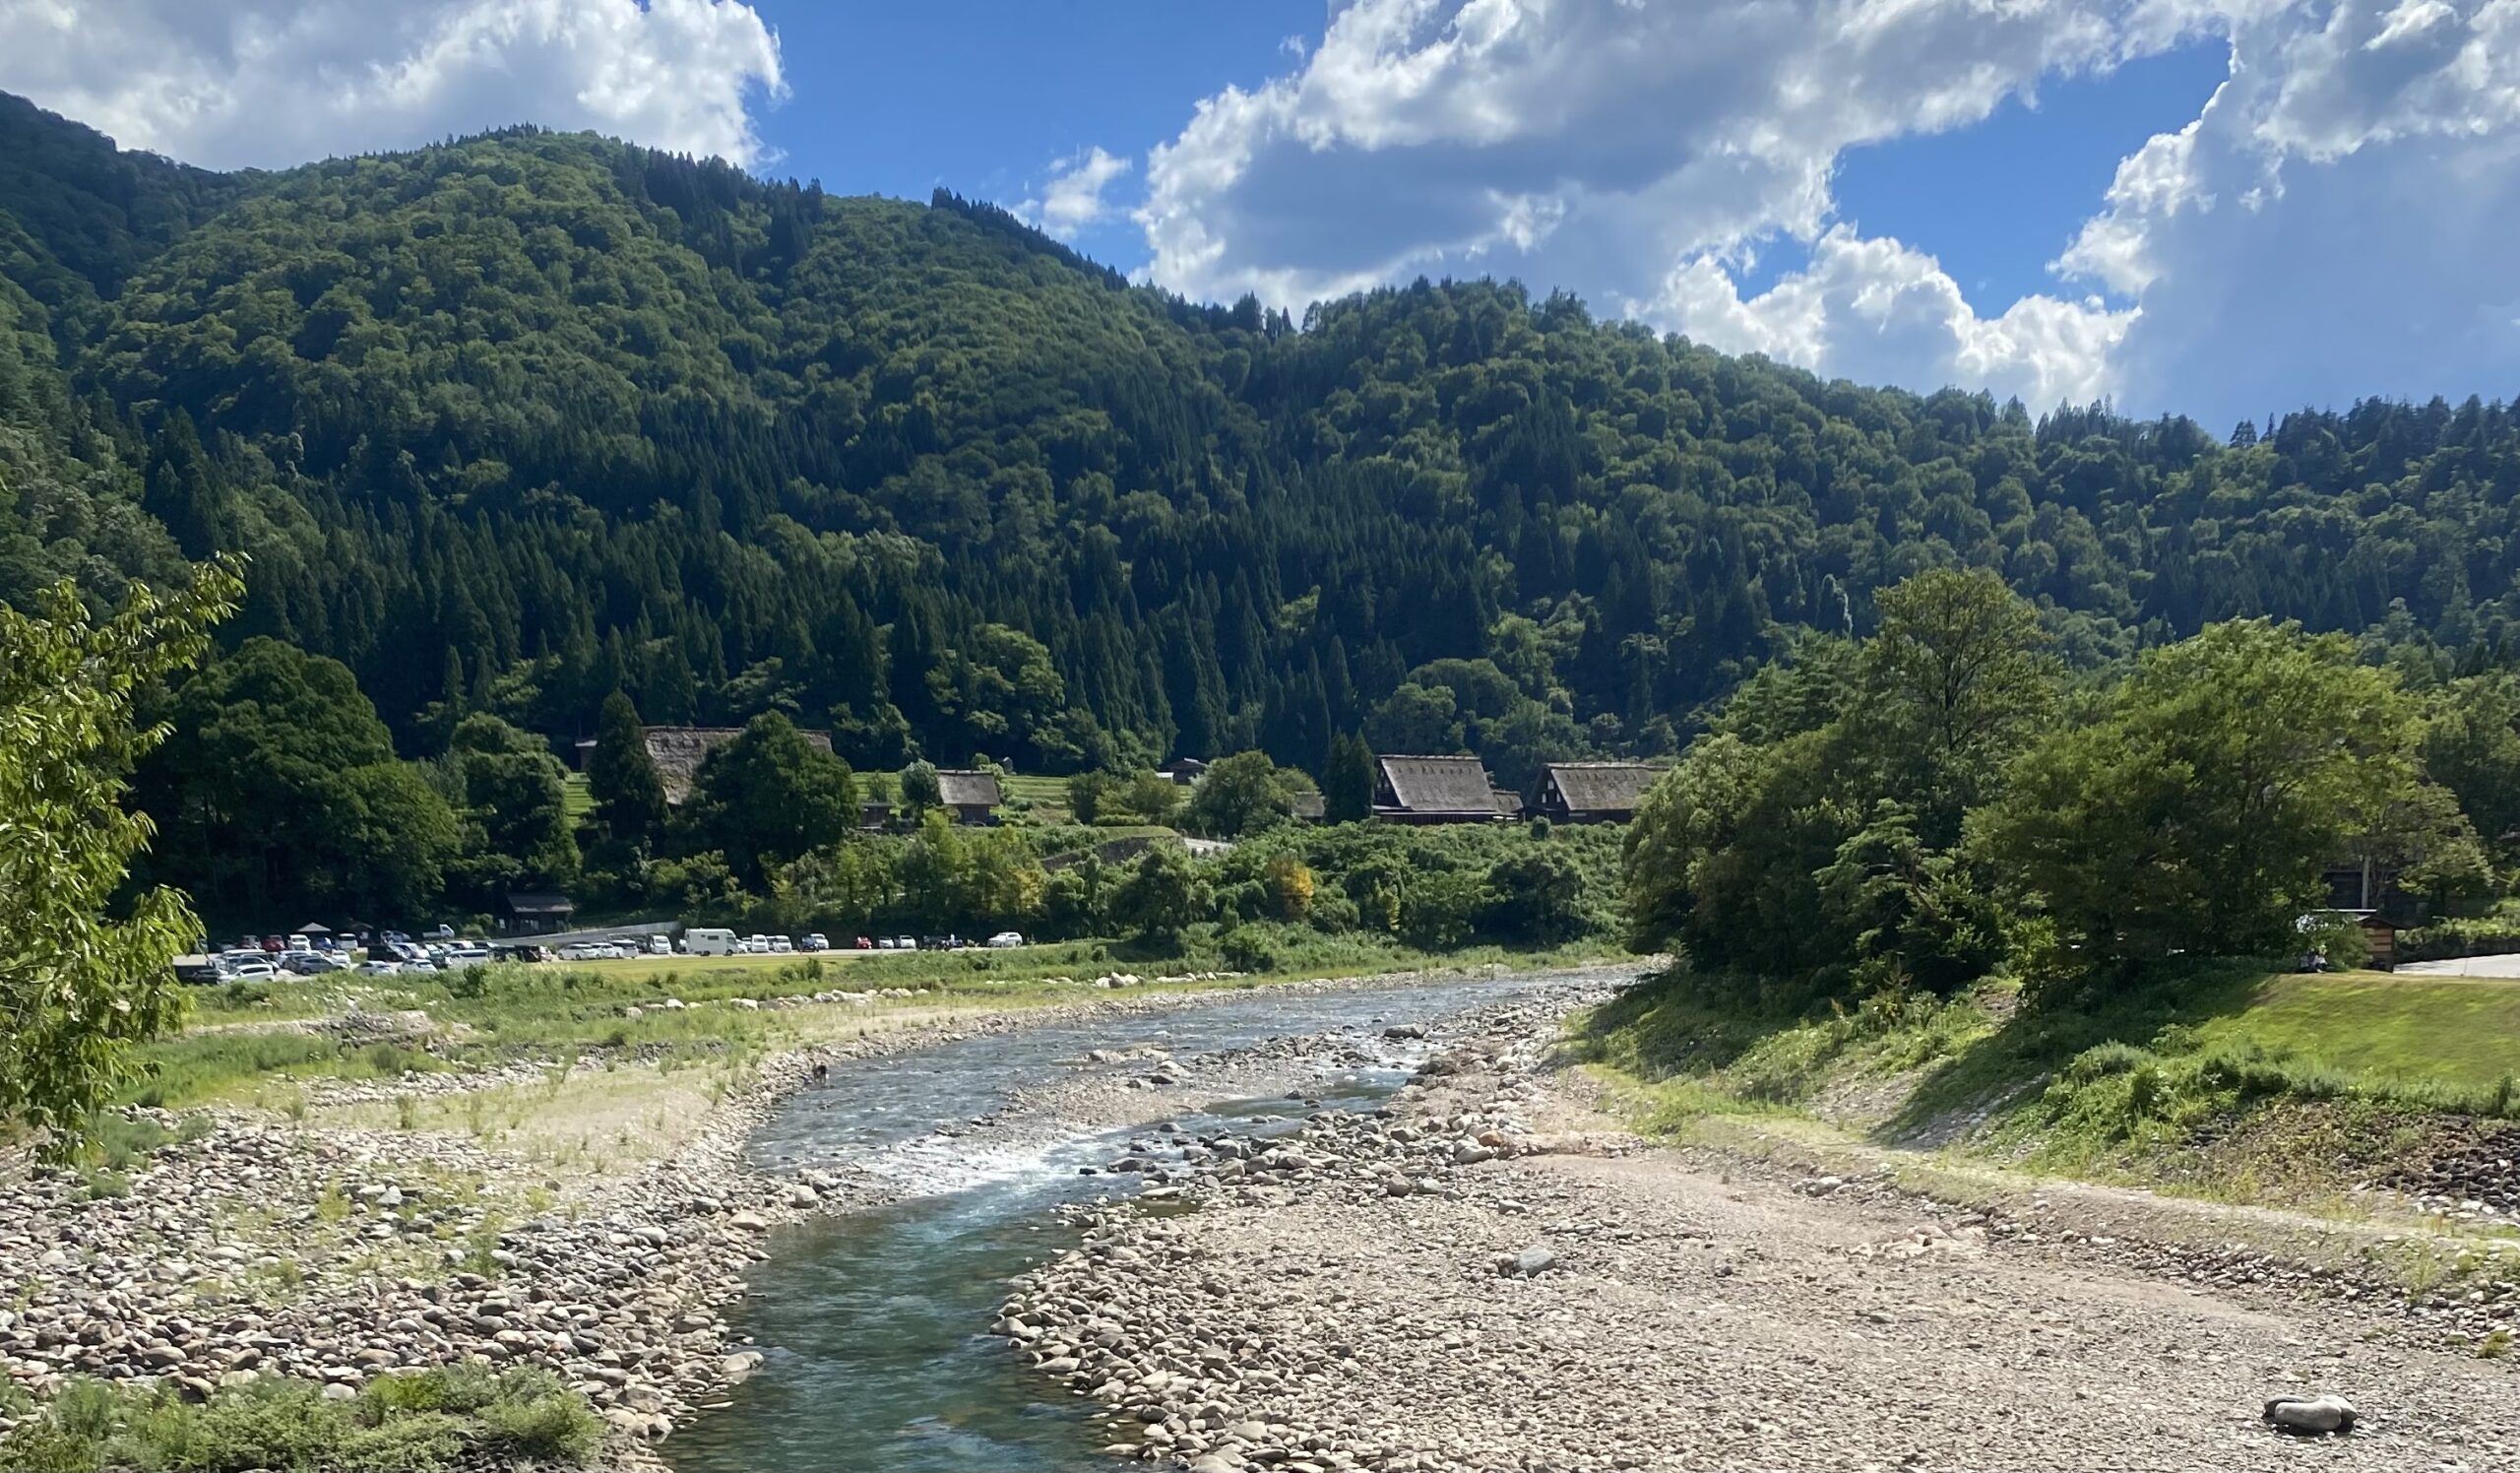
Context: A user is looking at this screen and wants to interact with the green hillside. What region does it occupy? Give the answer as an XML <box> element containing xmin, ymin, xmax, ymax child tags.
<box><xmin>10</xmin><ymin>91</ymin><xmax>2520</xmax><ymax>929</ymax></box>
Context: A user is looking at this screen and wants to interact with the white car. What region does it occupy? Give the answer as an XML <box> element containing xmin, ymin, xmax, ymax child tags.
<box><xmin>895</xmin><ymin>936</ymin><xmax>918</xmax><ymax>951</ymax></box>
<box><xmin>800</xmin><ymin>933</ymin><xmax>829</xmax><ymax>952</ymax></box>
<box><xmin>444</xmin><ymin>943</ymin><xmax>491</xmax><ymax>965</ymax></box>
<box><xmin>220</xmin><ymin>959</ymin><xmax>279</xmax><ymax>981</ymax></box>
<box><xmin>769</xmin><ymin>936</ymin><xmax>795</xmax><ymax>954</ymax></box>
<box><xmin>356</xmin><ymin>960</ymin><xmax>403</xmax><ymax>976</ymax></box>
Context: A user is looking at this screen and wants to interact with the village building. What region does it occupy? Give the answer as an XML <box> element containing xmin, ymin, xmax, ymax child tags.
<box><xmin>1159</xmin><ymin>756</ymin><xmax>1211</xmax><ymax>786</ymax></box>
<box><xmin>1371</xmin><ymin>754</ymin><xmax>1509</xmax><ymax>824</ymax></box>
<box><xmin>1531</xmin><ymin>761</ymin><xmax>1665</xmax><ymax>823</ymax></box>
<box><xmin>503</xmin><ymin>892</ymin><xmax>576</xmax><ymax>935</ymax></box>
<box><xmin>640</xmin><ymin>725</ymin><xmax>838</xmax><ymax>805</ymax></box>
<box><xmin>933</xmin><ymin>769</ymin><xmax>1005</xmax><ymax>825</ymax></box>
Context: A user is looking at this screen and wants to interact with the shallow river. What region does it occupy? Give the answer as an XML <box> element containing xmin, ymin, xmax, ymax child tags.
<box><xmin>667</xmin><ymin>972</ymin><xmax>1578</xmax><ymax>1472</ymax></box>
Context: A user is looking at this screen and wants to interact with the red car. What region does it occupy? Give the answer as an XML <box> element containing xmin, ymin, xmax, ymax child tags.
<box><xmin>260</xmin><ymin>936</ymin><xmax>284</xmax><ymax>953</ymax></box>
<box><xmin>854</xmin><ymin>935</ymin><xmax>873</xmax><ymax>950</ymax></box>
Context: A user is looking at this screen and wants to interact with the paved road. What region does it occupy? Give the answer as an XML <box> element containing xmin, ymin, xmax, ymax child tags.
<box><xmin>2396</xmin><ymin>952</ymin><xmax>2520</xmax><ymax>978</ymax></box>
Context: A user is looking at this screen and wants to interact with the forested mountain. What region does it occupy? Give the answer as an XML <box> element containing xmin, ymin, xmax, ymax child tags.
<box><xmin>7</xmin><ymin>89</ymin><xmax>2520</xmax><ymax>795</ymax></box>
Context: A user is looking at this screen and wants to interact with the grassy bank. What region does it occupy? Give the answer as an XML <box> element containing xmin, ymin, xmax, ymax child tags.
<box><xmin>1570</xmin><ymin>964</ymin><xmax>2520</xmax><ymax>1206</ymax></box>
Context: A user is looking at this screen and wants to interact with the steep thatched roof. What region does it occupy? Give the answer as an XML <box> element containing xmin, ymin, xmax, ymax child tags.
<box><xmin>934</xmin><ymin>769</ymin><xmax>1004</xmax><ymax>809</ymax></box>
<box><xmin>1375</xmin><ymin>754</ymin><xmax>1499</xmax><ymax>815</ymax></box>
<box><xmin>1540</xmin><ymin>761</ymin><xmax>1664</xmax><ymax>815</ymax></box>
<box><xmin>642</xmin><ymin>726</ymin><xmax>835</xmax><ymax>804</ymax></box>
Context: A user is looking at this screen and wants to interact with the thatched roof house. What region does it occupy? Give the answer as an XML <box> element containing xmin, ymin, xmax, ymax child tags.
<box><xmin>1373</xmin><ymin>754</ymin><xmax>1507</xmax><ymax>824</ymax></box>
<box><xmin>642</xmin><ymin>725</ymin><xmax>835</xmax><ymax>805</ymax></box>
<box><xmin>933</xmin><ymin>769</ymin><xmax>1004</xmax><ymax>824</ymax></box>
<box><xmin>1532</xmin><ymin>761</ymin><xmax>1664</xmax><ymax>822</ymax></box>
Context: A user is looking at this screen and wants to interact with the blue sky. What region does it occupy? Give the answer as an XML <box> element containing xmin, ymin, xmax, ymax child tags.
<box><xmin>745</xmin><ymin>2</ymin><xmax>1310</xmax><ymax>273</ymax></box>
<box><xmin>11</xmin><ymin>1</ymin><xmax>2520</xmax><ymax>426</ymax></box>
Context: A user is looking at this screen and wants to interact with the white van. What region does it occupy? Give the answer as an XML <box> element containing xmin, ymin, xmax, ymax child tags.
<box><xmin>683</xmin><ymin>928</ymin><xmax>737</xmax><ymax>956</ymax></box>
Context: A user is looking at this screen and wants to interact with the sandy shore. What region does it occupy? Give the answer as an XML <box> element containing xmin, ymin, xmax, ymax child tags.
<box><xmin>1001</xmin><ymin>993</ymin><xmax>2520</xmax><ymax>1473</ymax></box>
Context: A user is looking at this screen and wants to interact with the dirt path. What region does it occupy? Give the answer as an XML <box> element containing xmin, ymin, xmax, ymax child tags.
<box><xmin>1008</xmin><ymin>1001</ymin><xmax>2520</xmax><ymax>1472</ymax></box>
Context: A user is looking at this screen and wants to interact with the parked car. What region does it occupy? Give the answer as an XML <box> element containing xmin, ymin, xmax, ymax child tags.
<box><xmin>800</xmin><ymin>933</ymin><xmax>829</xmax><ymax>952</ymax></box>
<box><xmin>220</xmin><ymin>959</ymin><xmax>279</xmax><ymax>981</ymax></box>
<box><xmin>769</xmin><ymin>935</ymin><xmax>795</xmax><ymax>954</ymax></box>
<box><xmin>876</xmin><ymin>936</ymin><xmax>899</xmax><ymax>950</ymax></box>
<box><xmin>987</xmin><ymin>930</ymin><xmax>1025</xmax><ymax>948</ymax></box>
<box><xmin>282</xmin><ymin>952</ymin><xmax>346</xmax><ymax>975</ymax></box>
<box><xmin>431</xmin><ymin>924</ymin><xmax>456</xmax><ymax>939</ymax></box>
<box><xmin>682</xmin><ymin>928</ymin><xmax>736</xmax><ymax>956</ymax></box>
<box><xmin>445</xmin><ymin>943</ymin><xmax>490</xmax><ymax>965</ymax></box>
<box><xmin>854</xmin><ymin>935</ymin><xmax>873</xmax><ymax>950</ymax></box>
<box><xmin>895</xmin><ymin>936</ymin><xmax>919</xmax><ymax>951</ymax></box>
<box><xmin>645</xmin><ymin>935</ymin><xmax>672</xmax><ymax>955</ymax></box>
<box><xmin>356</xmin><ymin>960</ymin><xmax>403</xmax><ymax>976</ymax></box>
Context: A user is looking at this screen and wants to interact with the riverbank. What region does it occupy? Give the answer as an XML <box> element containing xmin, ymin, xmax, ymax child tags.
<box><xmin>1002</xmin><ymin>989</ymin><xmax>2520</xmax><ymax>1472</ymax></box>
<box><xmin>0</xmin><ymin>955</ymin><xmax>1637</xmax><ymax>1467</ymax></box>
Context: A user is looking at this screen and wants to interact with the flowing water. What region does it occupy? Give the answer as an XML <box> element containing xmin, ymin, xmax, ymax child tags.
<box><xmin>667</xmin><ymin>972</ymin><xmax>1581</xmax><ymax>1472</ymax></box>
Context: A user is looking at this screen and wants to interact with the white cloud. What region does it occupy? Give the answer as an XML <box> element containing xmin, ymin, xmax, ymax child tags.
<box><xmin>1139</xmin><ymin>0</ymin><xmax>2144</xmax><ymax>316</ymax></box>
<box><xmin>1137</xmin><ymin>0</ymin><xmax>2520</xmax><ymax>420</ymax></box>
<box><xmin>1657</xmin><ymin>228</ymin><xmax>2131</xmax><ymax>407</ymax></box>
<box><xmin>0</xmin><ymin>0</ymin><xmax>786</xmax><ymax>169</ymax></box>
<box><xmin>2060</xmin><ymin>0</ymin><xmax>2520</xmax><ymax>418</ymax></box>
<box><xmin>1019</xmin><ymin>146</ymin><xmax>1135</xmax><ymax>240</ymax></box>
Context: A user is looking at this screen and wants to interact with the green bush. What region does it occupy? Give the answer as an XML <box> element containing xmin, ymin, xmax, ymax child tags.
<box><xmin>0</xmin><ymin>1368</ymin><xmax>601</xmax><ymax>1473</ymax></box>
<box><xmin>1220</xmin><ymin>929</ymin><xmax>1281</xmax><ymax>974</ymax></box>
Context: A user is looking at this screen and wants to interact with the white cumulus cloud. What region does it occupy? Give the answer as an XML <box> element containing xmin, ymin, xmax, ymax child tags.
<box><xmin>0</xmin><ymin>0</ymin><xmax>786</xmax><ymax>169</ymax></box>
<box><xmin>2061</xmin><ymin>0</ymin><xmax>2520</xmax><ymax>418</ymax></box>
<box><xmin>1019</xmin><ymin>146</ymin><xmax>1135</xmax><ymax>240</ymax></box>
<box><xmin>1137</xmin><ymin>0</ymin><xmax>2520</xmax><ymax>420</ymax></box>
<box><xmin>1657</xmin><ymin>228</ymin><xmax>2131</xmax><ymax>408</ymax></box>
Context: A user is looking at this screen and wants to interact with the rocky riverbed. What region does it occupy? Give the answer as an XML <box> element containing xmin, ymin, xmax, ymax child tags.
<box><xmin>999</xmin><ymin>995</ymin><xmax>2520</xmax><ymax>1472</ymax></box>
<box><xmin>2</xmin><ymin>964</ymin><xmax>1600</xmax><ymax>1465</ymax></box>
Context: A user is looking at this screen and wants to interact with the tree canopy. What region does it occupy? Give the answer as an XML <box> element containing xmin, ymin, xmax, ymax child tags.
<box><xmin>1</xmin><ymin>563</ymin><xmax>238</xmax><ymax>1147</ymax></box>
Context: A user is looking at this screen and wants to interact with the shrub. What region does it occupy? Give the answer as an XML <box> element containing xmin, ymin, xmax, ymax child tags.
<box><xmin>479</xmin><ymin>1392</ymin><xmax>601</xmax><ymax>1461</ymax></box>
<box><xmin>1220</xmin><ymin>929</ymin><xmax>1281</xmax><ymax>974</ymax></box>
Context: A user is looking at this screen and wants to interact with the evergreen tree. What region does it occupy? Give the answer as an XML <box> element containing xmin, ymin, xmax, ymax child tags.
<box><xmin>1323</xmin><ymin>733</ymin><xmax>1377</xmax><ymax>823</ymax></box>
<box><xmin>589</xmin><ymin>691</ymin><xmax>666</xmax><ymax>849</ymax></box>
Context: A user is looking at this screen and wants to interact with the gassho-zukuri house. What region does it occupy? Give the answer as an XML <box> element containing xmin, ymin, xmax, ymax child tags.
<box><xmin>1530</xmin><ymin>761</ymin><xmax>1666</xmax><ymax>823</ymax></box>
<box><xmin>1371</xmin><ymin>754</ymin><xmax>1511</xmax><ymax>823</ymax></box>
<box><xmin>639</xmin><ymin>725</ymin><xmax>840</xmax><ymax>806</ymax></box>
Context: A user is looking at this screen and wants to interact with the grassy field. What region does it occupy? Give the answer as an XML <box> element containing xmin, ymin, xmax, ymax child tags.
<box><xmin>2189</xmin><ymin>973</ymin><xmax>2520</xmax><ymax>1097</ymax></box>
<box><xmin>998</xmin><ymin>772</ymin><xmax>1071</xmax><ymax>818</ymax></box>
